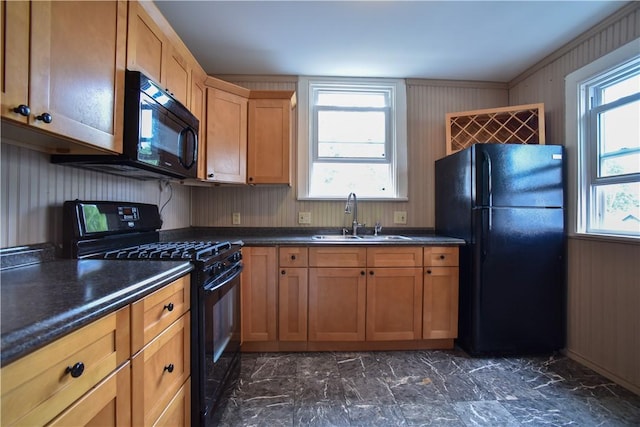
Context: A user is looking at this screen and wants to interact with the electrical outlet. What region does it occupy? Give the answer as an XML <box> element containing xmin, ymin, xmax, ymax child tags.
<box><xmin>298</xmin><ymin>212</ymin><xmax>312</xmax><ymax>224</ymax></box>
<box><xmin>393</xmin><ymin>211</ymin><xmax>407</xmax><ymax>224</ymax></box>
<box><xmin>232</xmin><ymin>212</ymin><xmax>241</xmax><ymax>225</ymax></box>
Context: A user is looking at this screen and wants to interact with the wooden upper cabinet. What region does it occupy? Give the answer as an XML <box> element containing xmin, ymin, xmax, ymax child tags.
<box><xmin>205</xmin><ymin>83</ymin><xmax>249</xmax><ymax>184</ymax></box>
<box><xmin>1</xmin><ymin>0</ymin><xmax>30</xmax><ymax>125</ymax></box>
<box><xmin>1</xmin><ymin>0</ymin><xmax>127</xmax><ymax>154</ymax></box>
<box><xmin>247</xmin><ymin>91</ymin><xmax>296</xmax><ymax>185</ymax></box>
<box><xmin>127</xmin><ymin>1</ymin><xmax>190</xmax><ymax>106</ymax></box>
<box><xmin>190</xmin><ymin>65</ymin><xmax>208</xmax><ymax>180</ymax></box>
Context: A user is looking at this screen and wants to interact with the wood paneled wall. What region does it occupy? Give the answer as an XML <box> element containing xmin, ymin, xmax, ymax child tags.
<box><xmin>508</xmin><ymin>2</ymin><xmax>640</xmax><ymax>394</ymax></box>
<box><xmin>0</xmin><ymin>142</ymin><xmax>191</xmax><ymax>248</ymax></box>
<box><xmin>190</xmin><ymin>78</ymin><xmax>508</xmax><ymax>229</ymax></box>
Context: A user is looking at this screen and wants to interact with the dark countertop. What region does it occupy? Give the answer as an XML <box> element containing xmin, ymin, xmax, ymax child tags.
<box><xmin>162</xmin><ymin>227</ymin><xmax>466</xmax><ymax>246</ymax></box>
<box><xmin>1</xmin><ymin>257</ymin><xmax>192</xmax><ymax>366</ymax></box>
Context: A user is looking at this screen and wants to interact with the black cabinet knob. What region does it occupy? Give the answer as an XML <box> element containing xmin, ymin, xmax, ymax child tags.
<box><xmin>164</xmin><ymin>363</ymin><xmax>174</xmax><ymax>373</ymax></box>
<box><xmin>281</xmin><ymin>270</ymin><xmax>286</xmax><ymax>275</ymax></box>
<box><xmin>66</xmin><ymin>362</ymin><xmax>85</xmax><ymax>378</ymax></box>
<box><xmin>208</xmin><ymin>173</ymin><xmax>215</xmax><ymax>178</ymax></box>
<box><xmin>163</xmin><ymin>302</ymin><xmax>174</xmax><ymax>312</ymax></box>
<box><xmin>291</xmin><ymin>255</ymin><xmax>296</xmax><ymax>260</ymax></box>
<box><xmin>36</xmin><ymin>112</ymin><xmax>52</xmax><ymax>123</ymax></box>
<box><xmin>426</xmin><ymin>269</ymin><xmax>432</xmax><ymax>274</ymax></box>
<box><xmin>439</xmin><ymin>255</ymin><xmax>445</xmax><ymax>260</ymax></box>
<box><xmin>13</xmin><ymin>104</ymin><xmax>30</xmax><ymax>117</ymax></box>
<box><xmin>360</xmin><ymin>271</ymin><xmax>365</xmax><ymax>276</ymax></box>
<box><xmin>248</xmin><ymin>177</ymin><xmax>254</xmax><ymax>182</ymax></box>
<box><xmin>369</xmin><ymin>271</ymin><xmax>374</xmax><ymax>275</ymax></box>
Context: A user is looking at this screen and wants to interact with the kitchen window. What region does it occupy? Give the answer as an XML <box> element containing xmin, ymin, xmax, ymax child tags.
<box><xmin>297</xmin><ymin>77</ymin><xmax>407</xmax><ymax>200</ymax></box>
<box><xmin>567</xmin><ymin>40</ymin><xmax>640</xmax><ymax>239</ymax></box>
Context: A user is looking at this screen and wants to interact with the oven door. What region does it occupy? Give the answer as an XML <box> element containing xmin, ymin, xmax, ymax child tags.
<box><xmin>196</xmin><ymin>262</ymin><xmax>242</xmax><ymax>426</ymax></box>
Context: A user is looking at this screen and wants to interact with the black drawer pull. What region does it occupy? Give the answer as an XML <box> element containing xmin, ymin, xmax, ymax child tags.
<box><xmin>426</xmin><ymin>269</ymin><xmax>432</xmax><ymax>274</ymax></box>
<box><xmin>439</xmin><ymin>255</ymin><xmax>445</xmax><ymax>259</ymax></box>
<box><xmin>13</xmin><ymin>104</ymin><xmax>30</xmax><ymax>116</ymax></box>
<box><xmin>36</xmin><ymin>112</ymin><xmax>52</xmax><ymax>123</ymax></box>
<box><xmin>163</xmin><ymin>302</ymin><xmax>174</xmax><ymax>312</ymax></box>
<box><xmin>291</xmin><ymin>255</ymin><xmax>296</xmax><ymax>260</ymax></box>
<box><xmin>281</xmin><ymin>270</ymin><xmax>286</xmax><ymax>275</ymax></box>
<box><xmin>164</xmin><ymin>363</ymin><xmax>175</xmax><ymax>373</ymax></box>
<box><xmin>66</xmin><ymin>362</ymin><xmax>85</xmax><ymax>378</ymax></box>
<box><xmin>360</xmin><ymin>271</ymin><xmax>365</xmax><ymax>276</ymax></box>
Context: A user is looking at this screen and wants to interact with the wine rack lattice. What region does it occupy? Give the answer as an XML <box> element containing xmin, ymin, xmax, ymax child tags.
<box><xmin>445</xmin><ymin>103</ymin><xmax>545</xmax><ymax>154</ymax></box>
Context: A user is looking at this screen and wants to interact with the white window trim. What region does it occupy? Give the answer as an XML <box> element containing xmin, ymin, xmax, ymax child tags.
<box><xmin>297</xmin><ymin>76</ymin><xmax>408</xmax><ymax>201</ymax></box>
<box><xmin>565</xmin><ymin>38</ymin><xmax>640</xmax><ymax>242</ymax></box>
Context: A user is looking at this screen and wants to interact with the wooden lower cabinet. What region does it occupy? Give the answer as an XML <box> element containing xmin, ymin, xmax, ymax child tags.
<box><xmin>308</xmin><ymin>268</ymin><xmax>367</xmax><ymax>341</ymax></box>
<box><xmin>241</xmin><ymin>246</ymin><xmax>277</xmax><ymax>342</ymax></box>
<box><xmin>49</xmin><ymin>362</ymin><xmax>131</xmax><ymax>427</ymax></box>
<box><xmin>423</xmin><ymin>266</ymin><xmax>459</xmax><ymax>339</ymax></box>
<box><xmin>131</xmin><ymin>314</ymin><xmax>190</xmax><ymax>426</ymax></box>
<box><xmin>279</xmin><ymin>267</ymin><xmax>308</xmax><ymax>341</ymax></box>
<box><xmin>366</xmin><ymin>267</ymin><xmax>423</xmax><ymax>341</ymax></box>
<box><xmin>153</xmin><ymin>378</ymin><xmax>191</xmax><ymax>427</ymax></box>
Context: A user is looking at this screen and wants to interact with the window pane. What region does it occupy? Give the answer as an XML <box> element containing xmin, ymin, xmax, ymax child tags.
<box><xmin>602</xmin><ymin>73</ymin><xmax>640</xmax><ymax>104</ymax></box>
<box><xmin>317</xmin><ymin>91</ymin><xmax>387</xmax><ymax>107</ymax></box>
<box><xmin>591</xmin><ymin>182</ymin><xmax>640</xmax><ymax>235</ymax></box>
<box><xmin>310</xmin><ymin>163</ymin><xmax>392</xmax><ymax>198</ymax></box>
<box><xmin>598</xmin><ymin>100</ymin><xmax>640</xmax><ymax>177</ymax></box>
<box><xmin>318</xmin><ymin>111</ymin><xmax>386</xmax><ymax>158</ymax></box>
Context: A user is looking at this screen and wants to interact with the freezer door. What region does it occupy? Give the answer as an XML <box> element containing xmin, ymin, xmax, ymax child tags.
<box><xmin>470</xmin><ymin>207</ymin><xmax>565</xmax><ymax>354</ymax></box>
<box><xmin>435</xmin><ymin>147</ymin><xmax>473</xmax><ymax>240</ymax></box>
<box><xmin>473</xmin><ymin>144</ymin><xmax>564</xmax><ymax>208</ymax></box>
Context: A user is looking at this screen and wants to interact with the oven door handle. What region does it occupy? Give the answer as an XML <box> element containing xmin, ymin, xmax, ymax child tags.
<box><xmin>204</xmin><ymin>263</ymin><xmax>242</xmax><ymax>293</ymax></box>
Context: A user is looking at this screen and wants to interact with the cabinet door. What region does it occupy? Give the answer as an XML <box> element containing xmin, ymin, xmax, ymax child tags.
<box><xmin>241</xmin><ymin>247</ymin><xmax>277</xmax><ymax>341</ymax></box>
<box><xmin>190</xmin><ymin>66</ymin><xmax>207</xmax><ymax>180</ymax></box>
<box><xmin>279</xmin><ymin>247</ymin><xmax>308</xmax><ymax>268</ymax></box>
<box><xmin>0</xmin><ymin>0</ymin><xmax>30</xmax><ymax>124</ymax></box>
<box><xmin>423</xmin><ymin>266</ymin><xmax>459</xmax><ymax>339</ymax></box>
<box><xmin>279</xmin><ymin>267</ymin><xmax>308</xmax><ymax>341</ymax></box>
<box><xmin>206</xmin><ymin>88</ymin><xmax>248</xmax><ymax>183</ymax></box>
<box><xmin>308</xmin><ymin>268</ymin><xmax>366</xmax><ymax>341</ymax></box>
<box><xmin>126</xmin><ymin>0</ymin><xmax>165</xmax><ymax>85</ymax></box>
<box><xmin>165</xmin><ymin>44</ymin><xmax>190</xmax><ymax>106</ymax></box>
<box><xmin>29</xmin><ymin>0</ymin><xmax>126</xmax><ymax>153</ymax></box>
<box><xmin>424</xmin><ymin>246</ymin><xmax>459</xmax><ymax>267</ymax></box>
<box><xmin>131</xmin><ymin>314</ymin><xmax>190</xmax><ymax>426</ymax></box>
<box><xmin>366</xmin><ymin>268</ymin><xmax>423</xmax><ymax>341</ymax></box>
<box><xmin>247</xmin><ymin>98</ymin><xmax>292</xmax><ymax>184</ymax></box>
<box><xmin>48</xmin><ymin>362</ymin><xmax>131</xmax><ymax>427</ymax></box>
<box><xmin>153</xmin><ymin>378</ymin><xmax>191</xmax><ymax>427</ymax></box>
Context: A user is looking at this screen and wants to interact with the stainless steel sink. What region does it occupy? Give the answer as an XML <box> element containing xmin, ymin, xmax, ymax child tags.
<box><xmin>311</xmin><ymin>235</ymin><xmax>363</xmax><ymax>240</ymax></box>
<box><xmin>361</xmin><ymin>235</ymin><xmax>413</xmax><ymax>241</ymax></box>
<box><xmin>311</xmin><ymin>234</ymin><xmax>413</xmax><ymax>241</ymax></box>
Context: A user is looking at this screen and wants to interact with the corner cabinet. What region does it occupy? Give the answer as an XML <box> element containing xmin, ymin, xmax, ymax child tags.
<box><xmin>247</xmin><ymin>91</ymin><xmax>296</xmax><ymax>185</ymax></box>
<box><xmin>1</xmin><ymin>0</ymin><xmax>127</xmax><ymax>154</ymax></box>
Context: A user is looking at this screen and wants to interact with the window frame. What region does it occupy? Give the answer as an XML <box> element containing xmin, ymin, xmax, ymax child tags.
<box><xmin>565</xmin><ymin>39</ymin><xmax>640</xmax><ymax>241</ymax></box>
<box><xmin>297</xmin><ymin>76</ymin><xmax>408</xmax><ymax>201</ymax></box>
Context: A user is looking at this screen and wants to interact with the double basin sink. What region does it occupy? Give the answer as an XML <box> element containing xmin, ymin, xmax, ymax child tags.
<box><xmin>311</xmin><ymin>234</ymin><xmax>413</xmax><ymax>241</ymax></box>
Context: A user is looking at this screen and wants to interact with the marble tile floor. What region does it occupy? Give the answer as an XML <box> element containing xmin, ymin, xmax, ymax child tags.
<box><xmin>218</xmin><ymin>348</ymin><xmax>640</xmax><ymax>426</ymax></box>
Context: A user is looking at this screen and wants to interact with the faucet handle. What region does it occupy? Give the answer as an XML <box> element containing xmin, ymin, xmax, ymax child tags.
<box><xmin>374</xmin><ymin>221</ymin><xmax>382</xmax><ymax>236</ymax></box>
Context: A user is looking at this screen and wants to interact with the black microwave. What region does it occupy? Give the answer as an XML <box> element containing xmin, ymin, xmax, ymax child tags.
<box><xmin>52</xmin><ymin>70</ymin><xmax>199</xmax><ymax>180</ymax></box>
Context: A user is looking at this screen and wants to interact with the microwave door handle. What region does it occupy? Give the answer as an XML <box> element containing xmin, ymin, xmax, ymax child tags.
<box><xmin>178</xmin><ymin>127</ymin><xmax>197</xmax><ymax>169</ymax></box>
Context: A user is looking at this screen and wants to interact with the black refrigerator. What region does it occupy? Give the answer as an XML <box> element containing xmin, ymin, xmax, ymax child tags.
<box><xmin>435</xmin><ymin>143</ymin><xmax>565</xmax><ymax>355</ymax></box>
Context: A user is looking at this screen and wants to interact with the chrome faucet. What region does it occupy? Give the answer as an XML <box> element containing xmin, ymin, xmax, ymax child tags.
<box><xmin>345</xmin><ymin>192</ymin><xmax>364</xmax><ymax>236</ymax></box>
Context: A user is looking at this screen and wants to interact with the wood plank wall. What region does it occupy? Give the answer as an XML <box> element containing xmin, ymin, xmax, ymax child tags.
<box><xmin>0</xmin><ymin>142</ymin><xmax>191</xmax><ymax>248</ymax></box>
<box><xmin>508</xmin><ymin>2</ymin><xmax>640</xmax><ymax>394</ymax></box>
<box><xmin>190</xmin><ymin>78</ymin><xmax>508</xmax><ymax>229</ymax></box>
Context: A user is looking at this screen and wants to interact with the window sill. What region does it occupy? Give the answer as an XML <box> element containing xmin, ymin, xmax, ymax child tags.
<box><xmin>568</xmin><ymin>232</ymin><xmax>640</xmax><ymax>245</ymax></box>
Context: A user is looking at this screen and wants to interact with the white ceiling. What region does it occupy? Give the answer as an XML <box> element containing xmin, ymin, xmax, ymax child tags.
<box><xmin>155</xmin><ymin>0</ymin><xmax>628</xmax><ymax>82</ymax></box>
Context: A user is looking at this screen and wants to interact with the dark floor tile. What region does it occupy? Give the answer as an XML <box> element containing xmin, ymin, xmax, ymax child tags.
<box><xmin>295</xmin><ymin>376</ymin><xmax>346</xmax><ymax>404</ymax></box>
<box><xmin>219</xmin><ymin>401</ymin><xmax>294</xmax><ymax>427</ymax></box>
<box><xmin>386</xmin><ymin>375</ymin><xmax>447</xmax><ymax>404</ymax></box>
<box><xmin>233</xmin><ymin>377</ymin><xmax>296</xmax><ymax>408</ymax></box>
<box><xmin>297</xmin><ymin>353</ymin><xmax>341</xmax><ymax>378</ymax></box>
<box><xmin>470</xmin><ymin>370</ymin><xmax>547</xmax><ymax>401</ymax></box>
<box><xmin>342</xmin><ymin>376</ymin><xmax>397</xmax><ymax>405</ymax></box>
<box><xmin>399</xmin><ymin>402</ymin><xmax>465</xmax><ymax>426</ymax></box>
<box><xmin>431</xmin><ymin>372</ymin><xmax>495</xmax><ymax>402</ymax></box>
<box><xmin>294</xmin><ymin>402</ymin><xmax>351</xmax><ymax>427</ymax></box>
<box><xmin>336</xmin><ymin>352</ymin><xmax>396</xmax><ymax>378</ymax></box>
<box><xmin>347</xmin><ymin>403</ymin><xmax>407</xmax><ymax>427</ymax></box>
<box><xmin>250</xmin><ymin>354</ymin><xmax>300</xmax><ymax>379</ymax></box>
<box><xmin>453</xmin><ymin>400</ymin><xmax>520</xmax><ymax>426</ymax></box>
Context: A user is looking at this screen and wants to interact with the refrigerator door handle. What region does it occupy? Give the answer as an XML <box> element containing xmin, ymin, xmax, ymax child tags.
<box><xmin>481</xmin><ymin>209</ymin><xmax>490</xmax><ymax>261</ymax></box>
<box><xmin>483</xmin><ymin>151</ymin><xmax>493</xmax><ymax>230</ymax></box>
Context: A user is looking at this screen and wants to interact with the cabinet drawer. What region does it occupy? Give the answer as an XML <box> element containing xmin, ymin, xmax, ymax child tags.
<box><xmin>131</xmin><ymin>274</ymin><xmax>190</xmax><ymax>354</ymax></box>
<box><xmin>0</xmin><ymin>306</ymin><xmax>130</xmax><ymax>426</ymax></box>
<box><xmin>424</xmin><ymin>247</ymin><xmax>459</xmax><ymax>267</ymax></box>
<box><xmin>309</xmin><ymin>247</ymin><xmax>366</xmax><ymax>267</ymax></box>
<box><xmin>48</xmin><ymin>362</ymin><xmax>131</xmax><ymax>426</ymax></box>
<box><xmin>153</xmin><ymin>378</ymin><xmax>191</xmax><ymax>427</ymax></box>
<box><xmin>367</xmin><ymin>246</ymin><xmax>423</xmax><ymax>267</ymax></box>
<box><xmin>279</xmin><ymin>246</ymin><xmax>308</xmax><ymax>267</ymax></box>
<box><xmin>132</xmin><ymin>314</ymin><xmax>190</xmax><ymax>426</ymax></box>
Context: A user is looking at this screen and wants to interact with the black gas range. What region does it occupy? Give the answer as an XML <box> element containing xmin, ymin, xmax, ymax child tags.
<box><xmin>62</xmin><ymin>200</ymin><xmax>242</xmax><ymax>426</ymax></box>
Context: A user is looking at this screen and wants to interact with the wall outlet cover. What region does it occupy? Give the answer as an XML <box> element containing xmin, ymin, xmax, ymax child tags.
<box><xmin>298</xmin><ymin>211</ymin><xmax>312</xmax><ymax>224</ymax></box>
<box><xmin>393</xmin><ymin>211</ymin><xmax>407</xmax><ymax>224</ymax></box>
<box><xmin>232</xmin><ymin>212</ymin><xmax>241</xmax><ymax>225</ymax></box>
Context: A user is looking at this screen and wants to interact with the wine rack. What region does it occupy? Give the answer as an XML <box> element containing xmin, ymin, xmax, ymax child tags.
<box><xmin>445</xmin><ymin>103</ymin><xmax>545</xmax><ymax>154</ymax></box>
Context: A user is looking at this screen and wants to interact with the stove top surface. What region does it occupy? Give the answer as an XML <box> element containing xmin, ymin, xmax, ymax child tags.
<box><xmin>99</xmin><ymin>241</ymin><xmax>232</xmax><ymax>261</ymax></box>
